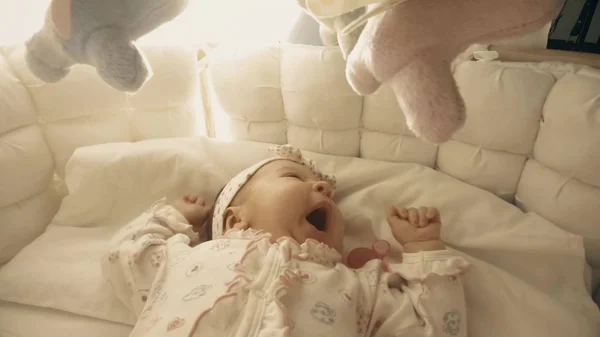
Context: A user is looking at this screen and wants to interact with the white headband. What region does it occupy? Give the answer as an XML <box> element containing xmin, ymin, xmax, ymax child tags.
<box><xmin>211</xmin><ymin>144</ymin><xmax>336</xmax><ymax>239</ymax></box>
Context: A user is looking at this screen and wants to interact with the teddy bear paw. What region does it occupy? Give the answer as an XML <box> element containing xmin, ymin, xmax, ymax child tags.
<box><xmin>25</xmin><ymin>32</ymin><xmax>72</xmax><ymax>83</ymax></box>
<box><xmin>86</xmin><ymin>28</ymin><xmax>150</xmax><ymax>92</ymax></box>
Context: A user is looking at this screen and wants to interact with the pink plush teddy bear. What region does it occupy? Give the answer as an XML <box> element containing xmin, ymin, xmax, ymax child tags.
<box><xmin>300</xmin><ymin>0</ymin><xmax>565</xmax><ymax>143</ymax></box>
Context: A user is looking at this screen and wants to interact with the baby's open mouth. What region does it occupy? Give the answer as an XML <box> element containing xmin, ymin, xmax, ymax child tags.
<box><xmin>306</xmin><ymin>205</ymin><xmax>329</xmax><ymax>232</ymax></box>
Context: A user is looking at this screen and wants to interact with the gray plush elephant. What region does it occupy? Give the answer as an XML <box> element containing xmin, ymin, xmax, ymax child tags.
<box><xmin>25</xmin><ymin>0</ymin><xmax>190</xmax><ymax>92</ymax></box>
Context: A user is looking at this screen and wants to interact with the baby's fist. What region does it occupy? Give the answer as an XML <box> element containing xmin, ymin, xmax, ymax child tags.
<box><xmin>171</xmin><ymin>195</ymin><xmax>212</xmax><ymax>231</ymax></box>
<box><xmin>387</xmin><ymin>206</ymin><xmax>444</xmax><ymax>252</ymax></box>
<box><xmin>395</xmin><ymin>206</ymin><xmax>440</xmax><ymax>228</ymax></box>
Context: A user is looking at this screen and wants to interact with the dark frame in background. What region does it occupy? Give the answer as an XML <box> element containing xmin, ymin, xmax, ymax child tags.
<box><xmin>548</xmin><ymin>0</ymin><xmax>600</xmax><ymax>54</ymax></box>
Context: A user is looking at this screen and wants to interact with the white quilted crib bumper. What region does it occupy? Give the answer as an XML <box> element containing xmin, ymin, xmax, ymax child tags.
<box><xmin>206</xmin><ymin>44</ymin><xmax>600</xmax><ymax>269</ymax></box>
<box><xmin>0</xmin><ymin>44</ymin><xmax>202</xmax><ymax>265</ymax></box>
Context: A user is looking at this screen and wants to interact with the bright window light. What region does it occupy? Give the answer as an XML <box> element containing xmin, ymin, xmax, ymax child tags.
<box><xmin>1</xmin><ymin>0</ymin><xmax>302</xmax><ymax>142</ymax></box>
<box><xmin>1</xmin><ymin>0</ymin><xmax>302</xmax><ymax>47</ymax></box>
<box><xmin>0</xmin><ymin>0</ymin><xmax>49</xmax><ymax>46</ymax></box>
<box><xmin>140</xmin><ymin>0</ymin><xmax>302</xmax><ymax>48</ymax></box>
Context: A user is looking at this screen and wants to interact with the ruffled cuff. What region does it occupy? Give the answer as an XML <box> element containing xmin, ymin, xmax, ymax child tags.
<box><xmin>389</xmin><ymin>250</ymin><xmax>470</xmax><ymax>281</ymax></box>
<box><xmin>151</xmin><ymin>197</ymin><xmax>200</xmax><ymax>244</ymax></box>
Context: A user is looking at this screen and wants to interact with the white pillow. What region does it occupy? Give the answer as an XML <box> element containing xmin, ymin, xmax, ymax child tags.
<box><xmin>0</xmin><ymin>137</ymin><xmax>597</xmax><ymax>335</ymax></box>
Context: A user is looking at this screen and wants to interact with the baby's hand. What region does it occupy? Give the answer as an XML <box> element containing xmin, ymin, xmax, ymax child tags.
<box><xmin>387</xmin><ymin>206</ymin><xmax>445</xmax><ymax>253</ymax></box>
<box><xmin>171</xmin><ymin>195</ymin><xmax>212</xmax><ymax>234</ymax></box>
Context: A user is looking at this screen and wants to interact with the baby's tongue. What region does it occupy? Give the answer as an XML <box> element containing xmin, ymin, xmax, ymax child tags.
<box><xmin>304</xmin><ymin>224</ymin><xmax>328</xmax><ymax>244</ymax></box>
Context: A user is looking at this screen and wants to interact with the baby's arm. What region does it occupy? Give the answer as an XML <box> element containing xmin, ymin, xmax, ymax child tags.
<box><xmin>381</xmin><ymin>206</ymin><xmax>470</xmax><ymax>337</ymax></box>
<box><xmin>100</xmin><ymin>195</ymin><xmax>211</xmax><ymax>316</ymax></box>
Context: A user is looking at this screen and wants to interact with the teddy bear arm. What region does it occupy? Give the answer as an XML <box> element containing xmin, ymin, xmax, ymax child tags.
<box><xmin>318</xmin><ymin>25</ymin><xmax>339</xmax><ymax>46</ymax></box>
<box><xmin>334</xmin><ymin>7</ymin><xmax>367</xmax><ymax>60</ymax></box>
<box><xmin>389</xmin><ymin>52</ymin><xmax>466</xmax><ymax>144</ymax></box>
<box><xmin>25</xmin><ymin>17</ymin><xmax>74</xmax><ymax>83</ymax></box>
<box><xmin>344</xmin><ymin>18</ymin><xmax>382</xmax><ymax>95</ymax></box>
<box><xmin>85</xmin><ymin>27</ymin><xmax>149</xmax><ymax>92</ymax></box>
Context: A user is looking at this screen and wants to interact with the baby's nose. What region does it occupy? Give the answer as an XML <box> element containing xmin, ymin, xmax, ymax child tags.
<box><xmin>313</xmin><ymin>181</ymin><xmax>333</xmax><ymax>198</ymax></box>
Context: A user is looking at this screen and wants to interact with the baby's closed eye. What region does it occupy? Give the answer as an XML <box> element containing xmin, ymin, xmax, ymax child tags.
<box><xmin>283</xmin><ymin>172</ymin><xmax>302</xmax><ymax>180</ymax></box>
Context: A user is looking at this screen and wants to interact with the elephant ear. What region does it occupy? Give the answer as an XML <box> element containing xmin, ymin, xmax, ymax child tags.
<box><xmin>51</xmin><ymin>0</ymin><xmax>73</xmax><ymax>40</ymax></box>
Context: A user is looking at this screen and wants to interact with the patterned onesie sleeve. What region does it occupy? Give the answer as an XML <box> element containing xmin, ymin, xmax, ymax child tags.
<box><xmin>100</xmin><ymin>198</ymin><xmax>200</xmax><ymax>316</ymax></box>
<box><xmin>367</xmin><ymin>249</ymin><xmax>471</xmax><ymax>337</ymax></box>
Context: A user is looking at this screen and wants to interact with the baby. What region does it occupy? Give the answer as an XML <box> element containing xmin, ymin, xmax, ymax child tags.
<box><xmin>102</xmin><ymin>145</ymin><xmax>470</xmax><ymax>337</ymax></box>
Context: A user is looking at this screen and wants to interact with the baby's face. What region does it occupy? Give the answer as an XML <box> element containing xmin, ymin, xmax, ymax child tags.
<box><xmin>235</xmin><ymin>160</ymin><xmax>345</xmax><ymax>253</ymax></box>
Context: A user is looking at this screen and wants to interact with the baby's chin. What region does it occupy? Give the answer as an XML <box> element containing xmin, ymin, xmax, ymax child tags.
<box><xmin>302</xmin><ymin>227</ymin><xmax>342</xmax><ymax>253</ymax></box>
<box><xmin>267</xmin><ymin>227</ymin><xmax>341</xmax><ymax>253</ymax></box>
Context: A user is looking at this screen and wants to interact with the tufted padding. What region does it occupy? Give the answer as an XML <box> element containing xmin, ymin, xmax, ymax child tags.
<box><xmin>208</xmin><ymin>44</ymin><xmax>600</xmax><ymax>268</ymax></box>
<box><xmin>0</xmin><ymin>44</ymin><xmax>201</xmax><ymax>264</ymax></box>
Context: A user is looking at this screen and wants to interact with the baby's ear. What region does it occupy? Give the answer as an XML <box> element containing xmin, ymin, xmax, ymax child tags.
<box><xmin>224</xmin><ymin>206</ymin><xmax>248</xmax><ymax>232</ymax></box>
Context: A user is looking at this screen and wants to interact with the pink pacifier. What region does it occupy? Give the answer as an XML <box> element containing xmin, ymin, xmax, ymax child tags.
<box><xmin>346</xmin><ymin>239</ymin><xmax>391</xmax><ymax>269</ymax></box>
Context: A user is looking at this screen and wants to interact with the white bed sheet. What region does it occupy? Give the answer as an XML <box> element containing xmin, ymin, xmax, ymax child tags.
<box><xmin>0</xmin><ymin>137</ymin><xmax>598</xmax><ymax>336</ymax></box>
<box><xmin>0</xmin><ymin>300</ymin><xmax>132</xmax><ymax>337</ymax></box>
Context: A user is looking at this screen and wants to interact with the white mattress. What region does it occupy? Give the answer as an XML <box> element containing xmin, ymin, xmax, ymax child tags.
<box><xmin>0</xmin><ymin>300</ymin><xmax>132</xmax><ymax>337</ymax></box>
